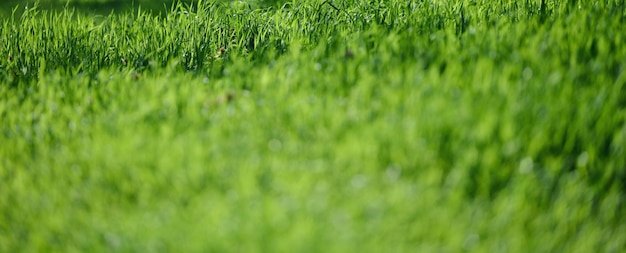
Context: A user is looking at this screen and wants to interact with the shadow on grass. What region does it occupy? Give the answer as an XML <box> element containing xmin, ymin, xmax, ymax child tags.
<box><xmin>0</xmin><ymin>0</ymin><xmax>196</xmax><ymax>17</ymax></box>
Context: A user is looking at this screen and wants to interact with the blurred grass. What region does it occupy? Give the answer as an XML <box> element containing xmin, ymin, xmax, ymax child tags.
<box><xmin>1</xmin><ymin>0</ymin><xmax>626</xmax><ymax>252</ymax></box>
<box><xmin>0</xmin><ymin>0</ymin><xmax>197</xmax><ymax>16</ymax></box>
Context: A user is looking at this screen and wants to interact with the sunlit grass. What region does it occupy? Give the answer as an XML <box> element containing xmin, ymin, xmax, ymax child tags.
<box><xmin>1</xmin><ymin>0</ymin><xmax>626</xmax><ymax>251</ymax></box>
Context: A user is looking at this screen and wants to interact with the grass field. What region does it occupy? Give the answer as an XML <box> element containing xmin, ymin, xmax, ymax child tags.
<box><xmin>1</xmin><ymin>0</ymin><xmax>626</xmax><ymax>252</ymax></box>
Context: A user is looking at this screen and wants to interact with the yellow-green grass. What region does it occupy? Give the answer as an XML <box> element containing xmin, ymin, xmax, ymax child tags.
<box><xmin>1</xmin><ymin>0</ymin><xmax>625</xmax><ymax>251</ymax></box>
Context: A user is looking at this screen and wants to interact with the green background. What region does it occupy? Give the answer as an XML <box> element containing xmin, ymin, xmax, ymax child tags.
<box><xmin>1</xmin><ymin>0</ymin><xmax>625</xmax><ymax>252</ymax></box>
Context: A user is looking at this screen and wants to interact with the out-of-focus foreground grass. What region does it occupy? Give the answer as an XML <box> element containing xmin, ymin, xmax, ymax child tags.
<box><xmin>1</xmin><ymin>0</ymin><xmax>625</xmax><ymax>252</ymax></box>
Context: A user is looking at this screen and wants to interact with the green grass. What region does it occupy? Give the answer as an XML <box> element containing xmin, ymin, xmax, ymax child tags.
<box><xmin>1</xmin><ymin>0</ymin><xmax>626</xmax><ymax>252</ymax></box>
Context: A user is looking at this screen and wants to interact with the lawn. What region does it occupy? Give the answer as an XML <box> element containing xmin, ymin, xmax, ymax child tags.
<box><xmin>1</xmin><ymin>0</ymin><xmax>625</xmax><ymax>252</ymax></box>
